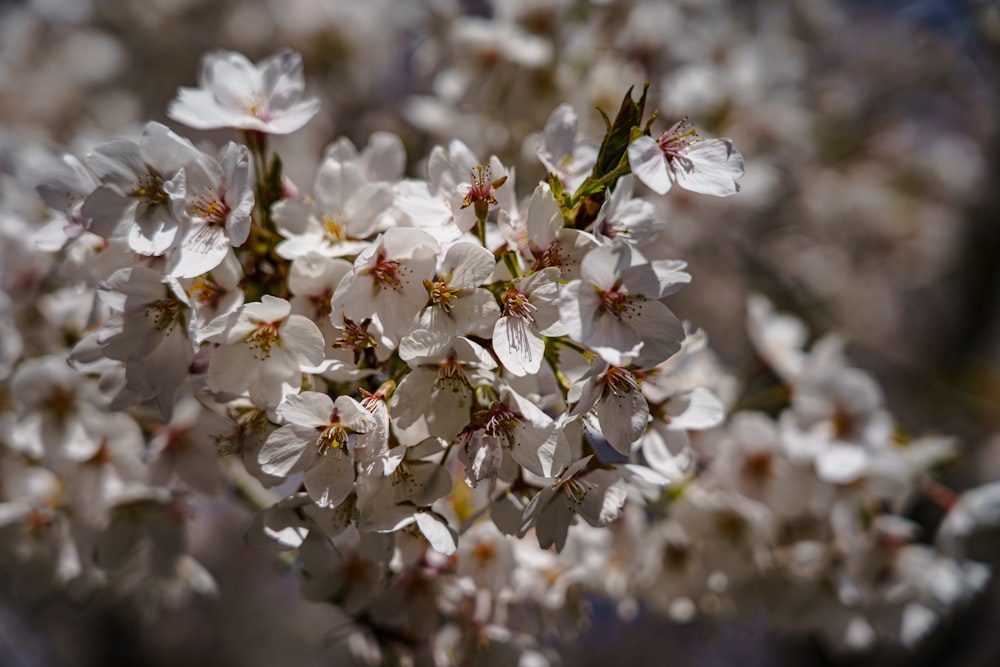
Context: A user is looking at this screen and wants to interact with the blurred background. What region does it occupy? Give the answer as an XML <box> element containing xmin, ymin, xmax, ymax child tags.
<box><xmin>1</xmin><ymin>0</ymin><xmax>999</xmax><ymax>664</ymax></box>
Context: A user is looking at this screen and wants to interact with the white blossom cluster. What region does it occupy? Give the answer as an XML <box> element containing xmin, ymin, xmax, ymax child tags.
<box><xmin>1</xmin><ymin>44</ymin><xmax>998</xmax><ymax>667</ymax></box>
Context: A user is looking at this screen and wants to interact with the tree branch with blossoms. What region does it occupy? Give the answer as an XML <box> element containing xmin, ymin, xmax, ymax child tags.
<box><xmin>2</xmin><ymin>46</ymin><xmax>997</xmax><ymax>667</ymax></box>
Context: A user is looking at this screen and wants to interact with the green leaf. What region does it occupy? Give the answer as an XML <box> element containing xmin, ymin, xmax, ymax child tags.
<box><xmin>591</xmin><ymin>83</ymin><xmax>649</xmax><ymax>182</ymax></box>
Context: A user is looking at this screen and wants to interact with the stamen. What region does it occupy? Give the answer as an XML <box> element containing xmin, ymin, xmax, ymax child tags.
<box><xmin>424</xmin><ymin>279</ymin><xmax>462</xmax><ymax>313</ymax></box>
<box><xmin>502</xmin><ymin>286</ymin><xmax>537</xmax><ymax>321</ymax></box>
<box><xmin>246</xmin><ymin>321</ymin><xmax>280</xmax><ymax>360</ymax></box>
<box><xmin>316</xmin><ymin>422</ymin><xmax>349</xmax><ymax>457</ymax></box>
<box><xmin>596</xmin><ymin>285</ymin><xmax>639</xmax><ymax>320</ymax></box>
<box><xmin>367</xmin><ymin>253</ymin><xmax>404</xmax><ymax>291</ymax></box>
<box><xmin>602</xmin><ymin>366</ymin><xmax>639</xmax><ymax>398</ymax></box>
<box><xmin>146</xmin><ymin>298</ymin><xmax>185</xmax><ymax>332</ymax></box>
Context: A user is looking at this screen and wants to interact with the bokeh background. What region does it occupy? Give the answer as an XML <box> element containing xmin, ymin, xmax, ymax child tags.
<box><xmin>1</xmin><ymin>0</ymin><xmax>999</xmax><ymax>665</ymax></box>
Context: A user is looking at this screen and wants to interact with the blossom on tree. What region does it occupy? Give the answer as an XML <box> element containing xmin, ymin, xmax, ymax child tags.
<box><xmin>167</xmin><ymin>142</ymin><xmax>255</xmax><ymax>279</ymax></box>
<box><xmin>560</xmin><ymin>241</ymin><xmax>686</xmax><ymax>368</ymax></box>
<box><xmin>167</xmin><ymin>50</ymin><xmax>320</xmax><ymax>135</ymax></box>
<box><xmin>628</xmin><ymin>118</ymin><xmax>745</xmax><ymax>196</ymax></box>
<box><xmin>258</xmin><ymin>392</ymin><xmax>375</xmax><ymax>508</ymax></box>
<box><xmin>204</xmin><ymin>295</ymin><xmax>325</xmax><ymax>409</ymax></box>
<box><xmin>82</xmin><ymin>122</ymin><xmax>200</xmax><ymax>255</ymax></box>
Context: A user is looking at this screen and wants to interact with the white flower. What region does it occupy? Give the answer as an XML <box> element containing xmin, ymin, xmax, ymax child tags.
<box><xmin>391</xmin><ymin>330</ymin><xmax>496</xmax><ymax>442</ymax></box>
<box><xmin>204</xmin><ymin>295</ymin><xmax>325</xmax><ymax>409</ymax></box>
<box><xmin>492</xmin><ymin>267</ymin><xmax>563</xmax><ymax>377</ymax></box>
<box><xmin>258</xmin><ymin>392</ymin><xmax>375</xmax><ymax>508</ymax></box>
<box><xmin>516</xmin><ymin>183</ymin><xmax>597</xmax><ymax>281</ymax></box>
<box><xmin>520</xmin><ymin>457</ymin><xmax>628</xmax><ymax>552</ymax></box>
<box><xmin>746</xmin><ymin>295</ymin><xmax>809</xmax><ymax>383</ymax></box>
<box><xmin>458</xmin><ymin>386</ymin><xmax>570</xmax><ymax>487</ymax></box>
<box><xmin>569</xmin><ymin>361</ymin><xmax>649</xmax><ymax>456</ymax></box>
<box><xmin>148</xmin><ymin>395</ymin><xmax>231</xmax><ymax>495</ymax></box>
<box><xmin>418</xmin><ymin>241</ymin><xmax>500</xmax><ymax>338</ymax></box>
<box><xmin>628</xmin><ymin>119</ymin><xmax>745</xmax><ymax>197</ymax></box>
<box><xmin>10</xmin><ymin>355</ymin><xmax>106</xmax><ymax>462</ymax></box>
<box><xmin>167</xmin><ymin>142</ymin><xmax>254</xmax><ymax>279</ymax></box>
<box><xmin>331</xmin><ymin>227</ymin><xmax>439</xmax><ymax>344</ymax></box>
<box><xmin>167</xmin><ymin>50</ymin><xmax>320</xmax><ymax>134</ymax></box>
<box><xmin>91</xmin><ymin>266</ymin><xmax>196</xmax><ymax>414</ymax></box>
<box><xmin>591</xmin><ymin>175</ymin><xmax>658</xmax><ymax>247</ymax></box>
<box><xmin>273</xmin><ymin>139</ymin><xmax>394</xmax><ymax>260</ymax></box>
<box><xmin>536</xmin><ymin>104</ymin><xmax>598</xmax><ymax>194</ymax></box>
<box><xmin>560</xmin><ymin>242</ymin><xmax>686</xmax><ymax>368</ymax></box>
<box><xmin>82</xmin><ymin>122</ymin><xmax>199</xmax><ymax>255</ymax></box>
<box><xmin>34</xmin><ymin>153</ymin><xmax>99</xmax><ymax>251</ymax></box>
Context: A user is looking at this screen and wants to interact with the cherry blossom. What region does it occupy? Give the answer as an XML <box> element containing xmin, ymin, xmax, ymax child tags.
<box><xmin>628</xmin><ymin>118</ymin><xmax>745</xmax><ymax>196</ymax></box>
<box><xmin>167</xmin><ymin>50</ymin><xmax>320</xmax><ymax>134</ymax></box>
<box><xmin>204</xmin><ymin>295</ymin><xmax>325</xmax><ymax>409</ymax></box>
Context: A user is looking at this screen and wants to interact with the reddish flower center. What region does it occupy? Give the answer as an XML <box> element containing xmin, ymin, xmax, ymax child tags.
<box><xmin>368</xmin><ymin>253</ymin><xmax>403</xmax><ymax>290</ymax></box>
<box><xmin>246</xmin><ymin>321</ymin><xmax>280</xmax><ymax>359</ymax></box>
<box><xmin>658</xmin><ymin>118</ymin><xmax>698</xmax><ymax>159</ymax></box>
<box><xmin>502</xmin><ymin>286</ymin><xmax>537</xmax><ymax>321</ymax></box>
<box><xmin>596</xmin><ymin>285</ymin><xmax>638</xmax><ymax>320</ymax></box>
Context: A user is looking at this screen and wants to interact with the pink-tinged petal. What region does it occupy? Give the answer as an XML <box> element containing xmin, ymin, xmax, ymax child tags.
<box><xmin>524</xmin><ymin>183</ymin><xmax>562</xmax><ymax>247</ymax></box>
<box><xmin>629</xmin><ymin>299</ymin><xmax>685</xmax><ymax>369</ymax></box>
<box><xmin>333</xmin><ymin>395</ymin><xmax>375</xmax><ymax>433</ymax></box>
<box><xmin>816</xmin><ymin>444</ymin><xmax>869</xmax><ymax>485</ymax></box>
<box><xmin>252</xmin><ymin>345</ymin><xmax>301</xmax><ymax>408</ymax></box>
<box><xmin>580</xmin><ymin>243</ymin><xmax>628</xmax><ymax>290</ymax></box>
<box><xmin>81</xmin><ymin>186</ymin><xmax>132</xmax><ymax>238</ymax></box>
<box><xmin>128</xmin><ymin>209</ymin><xmax>179</xmax><ymax>256</ymax></box>
<box><xmin>534</xmin><ymin>493</ymin><xmax>573</xmax><ymax>552</ymax></box>
<box><xmin>258</xmin><ymin>423</ymin><xmax>314</xmax><ymax>477</ymax></box>
<box><xmin>672</xmin><ymin>139</ymin><xmax>745</xmax><ymax>197</ymax></box>
<box><xmin>281</xmin><ymin>314</ymin><xmax>326</xmax><ymax>366</ymax></box>
<box><xmin>666</xmin><ymin>388</ymin><xmax>725</xmax><ymax>431</ymax></box>
<box><xmin>85</xmin><ymin>140</ymin><xmax>145</xmax><ymax>183</ymax></box>
<box><xmin>169</xmin><ymin>224</ymin><xmax>229</xmax><ymax>278</ymax></box>
<box><xmin>303</xmin><ymin>453</ymin><xmax>355</xmax><ymax>508</ymax></box>
<box><xmin>537</xmin><ymin>104</ymin><xmax>578</xmax><ymax>172</ymax></box>
<box><xmin>316</xmin><ymin>155</ymin><xmax>364</xmax><ymax>211</ymax></box>
<box><xmin>558</xmin><ymin>280</ymin><xmax>588</xmax><ymax>341</ymax></box>
<box><xmin>577</xmin><ymin>470</ymin><xmax>628</xmax><ymax>526</ymax></box>
<box><xmin>363</xmin><ymin>132</ymin><xmax>406</xmax><ymax>181</ymax></box>
<box><xmin>628</xmin><ymin>135</ymin><xmax>672</xmax><ymax>195</ymax></box>
<box><xmin>276</xmin><ymin>391</ymin><xmax>334</xmax><ymax>427</ymax></box>
<box><xmin>142</xmin><ymin>323</ymin><xmax>194</xmax><ymax>402</ymax></box>
<box><xmin>493</xmin><ymin>315</ymin><xmax>544</xmax><ymax>377</ymax></box>
<box><xmin>205</xmin><ymin>51</ymin><xmax>260</xmax><ymax>105</ymax></box>
<box><xmin>650</xmin><ymin>260</ymin><xmax>692</xmax><ymax>298</ymax></box>
<box><xmin>139</xmin><ymin>122</ymin><xmax>199</xmax><ymax>173</ymax></box>
<box><xmin>585</xmin><ymin>311</ymin><xmax>642</xmax><ymax>367</ymax></box>
<box><xmin>394</xmin><ymin>462</ymin><xmax>452</xmax><ymax>506</ymax></box>
<box><xmin>641</xmin><ymin>425</ymin><xmax>693</xmax><ymax>481</ymax></box>
<box><xmin>168</xmin><ymin>88</ymin><xmax>243</xmax><ymax>130</ymax></box>
<box><xmin>448</xmin><ymin>289</ymin><xmax>501</xmax><ymax>338</ymax></box>
<box><xmin>414</xmin><ymin>512</ymin><xmax>457</xmax><ymax>556</ymax></box>
<box><xmin>272</xmin><ymin>198</ymin><xmax>315</xmax><ymax>237</ymax></box>
<box><xmin>441</xmin><ymin>242</ymin><xmax>496</xmax><ymax>289</ymax></box>
<box><xmin>265</xmin><ymin>98</ymin><xmax>321</xmax><ymax>134</ymax></box>
<box><xmin>244</xmin><ymin>294</ymin><xmax>292</xmax><ymax>322</ymax></box>
<box><xmin>597</xmin><ymin>383</ymin><xmax>649</xmax><ymax>455</ymax></box>
<box><xmin>206</xmin><ymin>343</ymin><xmax>254</xmax><ymax>395</ymax></box>
<box><xmin>511</xmin><ymin>422</ymin><xmax>568</xmax><ymax>479</ymax></box>
<box><xmin>390</xmin><ymin>368</ymin><xmax>437</xmax><ymax>429</ymax></box>
<box><xmin>342</xmin><ymin>183</ymin><xmax>393</xmax><ymax>237</ymax></box>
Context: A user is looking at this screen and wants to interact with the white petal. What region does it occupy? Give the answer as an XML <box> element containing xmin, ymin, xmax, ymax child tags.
<box><xmin>628</xmin><ymin>136</ymin><xmax>672</xmax><ymax>195</ymax></box>
<box><xmin>672</xmin><ymin>139</ymin><xmax>744</xmax><ymax>197</ymax></box>
<box><xmin>596</xmin><ymin>383</ymin><xmax>649</xmax><ymax>455</ymax></box>
<box><xmin>414</xmin><ymin>512</ymin><xmax>458</xmax><ymax>556</ymax></box>
<box><xmin>303</xmin><ymin>453</ymin><xmax>355</xmax><ymax>508</ymax></box>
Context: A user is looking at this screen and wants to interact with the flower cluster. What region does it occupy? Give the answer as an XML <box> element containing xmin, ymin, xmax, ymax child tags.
<box><xmin>1</xmin><ymin>45</ymin><xmax>997</xmax><ymax>666</ymax></box>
